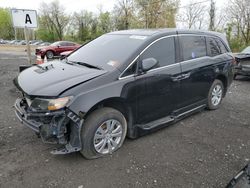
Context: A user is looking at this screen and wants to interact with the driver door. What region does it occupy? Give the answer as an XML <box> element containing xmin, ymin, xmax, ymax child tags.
<box><xmin>135</xmin><ymin>36</ymin><xmax>182</xmax><ymax>124</ymax></box>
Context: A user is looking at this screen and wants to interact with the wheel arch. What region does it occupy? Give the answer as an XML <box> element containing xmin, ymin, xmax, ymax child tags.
<box><xmin>83</xmin><ymin>97</ymin><xmax>136</xmax><ymax>138</ymax></box>
<box><xmin>46</xmin><ymin>49</ymin><xmax>55</xmax><ymax>56</ymax></box>
<box><xmin>215</xmin><ymin>74</ymin><xmax>228</xmax><ymax>96</ymax></box>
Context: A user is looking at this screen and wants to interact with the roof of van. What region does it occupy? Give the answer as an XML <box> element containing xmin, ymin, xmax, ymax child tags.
<box><xmin>109</xmin><ymin>28</ymin><xmax>229</xmax><ymax>48</ymax></box>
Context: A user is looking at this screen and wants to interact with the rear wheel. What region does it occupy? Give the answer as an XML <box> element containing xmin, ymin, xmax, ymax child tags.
<box><xmin>80</xmin><ymin>107</ymin><xmax>127</xmax><ymax>159</ymax></box>
<box><xmin>207</xmin><ymin>79</ymin><xmax>224</xmax><ymax>110</ymax></box>
<box><xmin>46</xmin><ymin>50</ymin><xmax>54</xmax><ymax>59</ymax></box>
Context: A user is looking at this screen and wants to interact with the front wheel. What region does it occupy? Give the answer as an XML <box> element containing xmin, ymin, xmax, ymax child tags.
<box><xmin>46</xmin><ymin>50</ymin><xmax>54</xmax><ymax>59</ymax></box>
<box><xmin>80</xmin><ymin>107</ymin><xmax>127</xmax><ymax>159</ymax></box>
<box><xmin>207</xmin><ymin>79</ymin><xmax>224</xmax><ymax>110</ymax></box>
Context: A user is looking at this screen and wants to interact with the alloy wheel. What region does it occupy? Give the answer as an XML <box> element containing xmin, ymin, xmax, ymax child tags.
<box><xmin>93</xmin><ymin>119</ymin><xmax>123</xmax><ymax>154</ymax></box>
<box><xmin>211</xmin><ymin>84</ymin><xmax>222</xmax><ymax>106</ymax></box>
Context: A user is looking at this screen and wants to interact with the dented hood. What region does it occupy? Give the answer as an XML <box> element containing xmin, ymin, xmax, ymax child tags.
<box><xmin>15</xmin><ymin>61</ymin><xmax>107</xmax><ymax>96</ymax></box>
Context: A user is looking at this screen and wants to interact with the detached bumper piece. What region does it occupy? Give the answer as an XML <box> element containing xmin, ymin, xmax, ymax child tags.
<box><xmin>235</xmin><ymin>65</ymin><xmax>250</xmax><ymax>76</ymax></box>
<box><xmin>14</xmin><ymin>98</ymin><xmax>83</xmax><ymax>154</ymax></box>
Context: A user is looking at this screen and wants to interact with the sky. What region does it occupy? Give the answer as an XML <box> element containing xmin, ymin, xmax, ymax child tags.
<box><xmin>0</xmin><ymin>0</ymin><xmax>117</xmax><ymax>13</ymax></box>
<box><xmin>0</xmin><ymin>0</ymin><xmax>227</xmax><ymax>14</ymax></box>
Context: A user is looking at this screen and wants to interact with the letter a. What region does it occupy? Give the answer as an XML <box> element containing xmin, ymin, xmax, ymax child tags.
<box><xmin>25</xmin><ymin>14</ymin><xmax>32</xmax><ymax>24</ymax></box>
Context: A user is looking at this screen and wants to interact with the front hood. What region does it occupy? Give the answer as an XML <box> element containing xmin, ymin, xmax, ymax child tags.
<box><xmin>15</xmin><ymin>61</ymin><xmax>107</xmax><ymax>96</ymax></box>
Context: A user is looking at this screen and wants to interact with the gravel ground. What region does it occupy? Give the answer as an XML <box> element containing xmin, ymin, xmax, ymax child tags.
<box><xmin>0</xmin><ymin>51</ymin><xmax>250</xmax><ymax>188</ymax></box>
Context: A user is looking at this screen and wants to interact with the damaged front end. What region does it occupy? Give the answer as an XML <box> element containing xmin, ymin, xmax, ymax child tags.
<box><xmin>14</xmin><ymin>96</ymin><xmax>83</xmax><ymax>154</ymax></box>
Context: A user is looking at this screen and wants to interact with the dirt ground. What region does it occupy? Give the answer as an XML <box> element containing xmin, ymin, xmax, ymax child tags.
<box><xmin>0</xmin><ymin>50</ymin><xmax>250</xmax><ymax>188</ymax></box>
<box><xmin>0</xmin><ymin>45</ymin><xmax>36</xmax><ymax>52</ymax></box>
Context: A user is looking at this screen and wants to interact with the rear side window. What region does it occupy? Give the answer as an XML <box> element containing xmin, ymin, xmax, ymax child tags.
<box><xmin>207</xmin><ymin>37</ymin><xmax>228</xmax><ymax>56</ymax></box>
<box><xmin>66</xmin><ymin>42</ymin><xmax>76</xmax><ymax>46</ymax></box>
<box><xmin>140</xmin><ymin>37</ymin><xmax>175</xmax><ymax>67</ymax></box>
<box><xmin>207</xmin><ymin>37</ymin><xmax>221</xmax><ymax>56</ymax></box>
<box><xmin>215</xmin><ymin>39</ymin><xmax>228</xmax><ymax>54</ymax></box>
<box><xmin>179</xmin><ymin>36</ymin><xmax>206</xmax><ymax>61</ymax></box>
<box><xmin>60</xmin><ymin>42</ymin><xmax>67</xmax><ymax>46</ymax></box>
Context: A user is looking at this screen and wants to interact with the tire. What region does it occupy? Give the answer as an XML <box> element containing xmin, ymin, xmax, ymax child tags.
<box><xmin>80</xmin><ymin>107</ymin><xmax>127</xmax><ymax>159</ymax></box>
<box><xmin>207</xmin><ymin>79</ymin><xmax>224</xmax><ymax>110</ymax></box>
<box><xmin>46</xmin><ymin>50</ymin><xmax>54</xmax><ymax>59</ymax></box>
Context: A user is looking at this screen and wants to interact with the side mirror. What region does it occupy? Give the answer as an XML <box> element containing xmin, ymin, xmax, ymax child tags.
<box><xmin>141</xmin><ymin>58</ymin><xmax>158</xmax><ymax>72</ymax></box>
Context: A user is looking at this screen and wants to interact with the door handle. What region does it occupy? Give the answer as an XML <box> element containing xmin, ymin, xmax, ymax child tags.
<box><xmin>171</xmin><ymin>75</ymin><xmax>183</xmax><ymax>82</ymax></box>
<box><xmin>181</xmin><ymin>72</ymin><xmax>191</xmax><ymax>80</ymax></box>
<box><xmin>171</xmin><ymin>73</ymin><xmax>190</xmax><ymax>82</ymax></box>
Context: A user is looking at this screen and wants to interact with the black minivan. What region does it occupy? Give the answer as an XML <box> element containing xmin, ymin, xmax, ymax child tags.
<box><xmin>14</xmin><ymin>29</ymin><xmax>234</xmax><ymax>159</ymax></box>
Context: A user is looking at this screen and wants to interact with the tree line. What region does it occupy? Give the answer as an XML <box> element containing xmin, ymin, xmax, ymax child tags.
<box><xmin>0</xmin><ymin>0</ymin><xmax>249</xmax><ymax>51</ymax></box>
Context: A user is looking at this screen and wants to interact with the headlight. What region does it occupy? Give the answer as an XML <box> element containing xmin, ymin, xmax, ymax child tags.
<box><xmin>30</xmin><ymin>96</ymin><xmax>72</xmax><ymax>111</ymax></box>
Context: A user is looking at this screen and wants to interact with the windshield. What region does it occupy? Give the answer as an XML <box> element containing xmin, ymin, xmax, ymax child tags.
<box><xmin>67</xmin><ymin>34</ymin><xmax>146</xmax><ymax>71</ymax></box>
<box><xmin>50</xmin><ymin>41</ymin><xmax>61</xmax><ymax>46</ymax></box>
<box><xmin>241</xmin><ymin>46</ymin><xmax>250</xmax><ymax>54</ymax></box>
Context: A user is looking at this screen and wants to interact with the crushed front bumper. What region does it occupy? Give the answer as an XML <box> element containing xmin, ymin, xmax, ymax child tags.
<box><xmin>14</xmin><ymin>98</ymin><xmax>83</xmax><ymax>154</ymax></box>
<box><xmin>235</xmin><ymin>65</ymin><xmax>250</xmax><ymax>76</ymax></box>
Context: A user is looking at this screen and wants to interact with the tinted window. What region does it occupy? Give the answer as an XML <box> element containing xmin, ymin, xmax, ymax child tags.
<box><xmin>180</xmin><ymin>36</ymin><xmax>206</xmax><ymax>61</ymax></box>
<box><xmin>207</xmin><ymin>37</ymin><xmax>221</xmax><ymax>56</ymax></box>
<box><xmin>140</xmin><ymin>37</ymin><xmax>175</xmax><ymax>67</ymax></box>
<box><xmin>122</xmin><ymin>61</ymin><xmax>137</xmax><ymax>77</ymax></box>
<box><xmin>50</xmin><ymin>41</ymin><xmax>61</xmax><ymax>46</ymax></box>
<box><xmin>66</xmin><ymin>42</ymin><xmax>76</xmax><ymax>46</ymax></box>
<box><xmin>68</xmin><ymin>34</ymin><xmax>145</xmax><ymax>70</ymax></box>
<box><xmin>215</xmin><ymin>39</ymin><xmax>228</xmax><ymax>53</ymax></box>
<box><xmin>60</xmin><ymin>42</ymin><xmax>68</xmax><ymax>46</ymax></box>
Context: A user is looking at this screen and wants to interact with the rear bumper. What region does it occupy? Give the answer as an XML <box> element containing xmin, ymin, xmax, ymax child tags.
<box><xmin>235</xmin><ymin>65</ymin><xmax>250</xmax><ymax>76</ymax></box>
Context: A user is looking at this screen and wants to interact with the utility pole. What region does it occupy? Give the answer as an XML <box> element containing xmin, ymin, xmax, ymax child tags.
<box><xmin>14</xmin><ymin>27</ymin><xmax>17</xmax><ymax>40</ymax></box>
<box><xmin>24</xmin><ymin>26</ymin><xmax>32</xmax><ymax>64</ymax></box>
<box><xmin>209</xmin><ymin>0</ymin><xmax>215</xmax><ymax>31</ymax></box>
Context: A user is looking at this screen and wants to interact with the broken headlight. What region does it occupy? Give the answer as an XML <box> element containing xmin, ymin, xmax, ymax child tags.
<box><xmin>30</xmin><ymin>96</ymin><xmax>72</xmax><ymax>111</ymax></box>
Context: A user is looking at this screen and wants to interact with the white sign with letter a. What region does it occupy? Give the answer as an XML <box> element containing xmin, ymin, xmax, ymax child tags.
<box><xmin>11</xmin><ymin>9</ymin><xmax>38</xmax><ymax>28</ymax></box>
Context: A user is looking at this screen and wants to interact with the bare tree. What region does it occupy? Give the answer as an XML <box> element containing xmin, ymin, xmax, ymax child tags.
<box><xmin>228</xmin><ymin>0</ymin><xmax>250</xmax><ymax>44</ymax></box>
<box><xmin>39</xmin><ymin>0</ymin><xmax>69</xmax><ymax>40</ymax></box>
<box><xmin>135</xmin><ymin>0</ymin><xmax>179</xmax><ymax>28</ymax></box>
<box><xmin>113</xmin><ymin>0</ymin><xmax>134</xmax><ymax>30</ymax></box>
<box><xmin>178</xmin><ymin>1</ymin><xmax>207</xmax><ymax>29</ymax></box>
<box><xmin>73</xmin><ymin>10</ymin><xmax>94</xmax><ymax>41</ymax></box>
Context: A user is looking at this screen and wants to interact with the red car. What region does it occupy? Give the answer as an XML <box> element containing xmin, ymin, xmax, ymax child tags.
<box><xmin>35</xmin><ymin>41</ymin><xmax>80</xmax><ymax>59</ymax></box>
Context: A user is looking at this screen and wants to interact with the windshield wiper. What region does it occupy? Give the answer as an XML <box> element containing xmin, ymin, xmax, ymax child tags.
<box><xmin>69</xmin><ymin>61</ymin><xmax>102</xmax><ymax>70</ymax></box>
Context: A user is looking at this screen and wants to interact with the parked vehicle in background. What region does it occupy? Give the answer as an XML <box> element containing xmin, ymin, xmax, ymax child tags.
<box><xmin>14</xmin><ymin>29</ymin><xmax>234</xmax><ymax>159</ymax></box>
<box><xmin>234</xmin><ymin>46</ymin><xmax>250</xmax><ymax>79</ymax></box>
<box><xmin>16</xmin><ymin>40</ymin><xmax>27</xmax><ymax>45</ymax></box>
<box><xmin>60</xmin><ymin>50</ymin><xmax>73</xmax><ymax>59</ymax></box>
<box><xmin>0</xmin><ymin>39</ymin><xmax>6</xmax><ymax>44</ymax></box>
<box><xmin>35</xmin><ymin>41</ymin><xmax>80</xmax><ymax>59</ymax></box>
<box><xmin>39</xmin><ymin>42</ymin><xmax>51</xmax><ymax>46</ymax></box>
<box><xmin>9</xmin><ymin>40</ymin><xmax>20</xmax><ymax>45</ymax></box>
<box><xmin>29</xmin><ymin>40</ymin><xmax>43</xmax><ymax>45</ymax></box>
<box><xmin>32</xmin><ymin>41</ymin><xmax>44</xmax><ymax>46</ymax></box>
